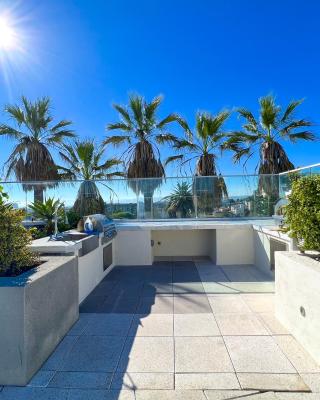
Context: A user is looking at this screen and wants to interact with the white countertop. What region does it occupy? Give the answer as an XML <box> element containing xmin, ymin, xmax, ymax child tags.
<box><xmin>252</xmin><ymin>224</ymin><xmax>292</xmax><ymax>243</ymax></box>
<box><xmin>115</xmin><ymin>218</ymin><xmax>276</xmax><ymax>231</ymax></box>
<box><xmin>29</xmin><ymin>236</ymin><xmax>83</xmax><ymax>254</ymax></box>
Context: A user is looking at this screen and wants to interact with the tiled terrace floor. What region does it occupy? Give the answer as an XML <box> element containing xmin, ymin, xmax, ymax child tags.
<box><xmin>1</xmin><ymin>260</ymin><xmax>320</xmax><ymax>399</ymax></box>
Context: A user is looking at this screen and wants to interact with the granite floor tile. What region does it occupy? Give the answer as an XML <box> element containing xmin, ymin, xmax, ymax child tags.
<box><xmin>241</xmin><ymin>294</ymin><xmax>275</xmax><ymax>313</ymax></box>
<box><xmin>82</xmin><ymin>314</ymin><xmax>133</xmax><ymax>336</ymax></box>
<box><xmin>79</xmin><ymin>295</ymin><xmax>106</xmax><ymax>313</ymax></box>
<box><xmin>0</xmin><ymin>387</ymin><xmax>69</xmax><ymax>400</ymax></box>
<box><xmin>142</xmin><ymin>283</ymin><xmax>173</xmax><ymax>296</ymax></box>
<box><xmin>175</xmin><ymin>337</ymin><xmax>234</xmax><ymax>373</ymax></box>
<box><xmin>61</xmin><ymin>336</ymin><xmax>125</xmax><ymax>372</ymax></box>
<box><xmin>215</xmin><ymin>313</ymin><xmax>269</xmax><ymax>336</ymax></box>
<box><xmin>111</xmin><ymin>372</ymin><xmax>174</xmax><ymax>390</ymax></box>
<box><xmin>175</xmin><ymin>373</ymin><xmax>240</xmax><ymax>389</ymax></box>
<box><xmin>224</xmin><ymin>336</ymin><xmax>296</xmax><ymax>373</ymax></box>
<box><xmin>208</xmin><ymin>295</ymin><xmax>251</xmax><ymax>314</ymax></box>
<box><xmin>129</xmin><ymin>314</ymin><xmax>173</xmax><ymax>336</ymax></box>
<box><xmin>117</xmin><ymin>337</ymin><xmax>174</xmax><ymax>372</ymax></box>
<box><xmin>204</xmin><ymin>390</ymin><xmax>260</xmax><ymax>400</ymax></box>
<box><xmin>27</xmin><ymin>370</ymin><xmax>56</xmax><ymax>387</ymax></box>
<box><xmin>68</xmin><ymin>314</ymin><xmax>93</xmax><ymax>335</ymax></box>
<box><xmin>172</xmin><ymin>282</ymin><xmax>205</xmax><ymax>294</ymax></box>
<box><xmin>98</xmin><ymin>297</ymin><xmax>140</xmax><ymax>313</ymax></box>
<box><xmin>274</xmin><ymin>335</ymin><xmax>320</xmax><ymax>373</ymax></box>
<box><xmin>67</xmin><ymin>389</ymin><xmax>135</xmax><ymax>400</ymax></box>
<box><xmin>174</xmin><ymin>313</ymin><xmax>220</xmax><ymax>336</ymax></box>
<box><xmin>237</xmin><ymin>372</ymin><xmax>310</xmax><ymax>391</ymax></box>
<box><xmin>137</xmin><ymin>296</ymin><xmax>174</xmax><ymax>314</ymax></box>
<box><xmin>202</xmin><ymin>282</ymin><xmax>239</xmax><ymax>295</ymax></box>
<box><xmin>135</xmin><ymin>389</ymin><xmax>206</xmax><ymax>400</ymax></box>
<box><xmin>48</xmin><ymin>372</ymin><xmax>111</xmax><ymax>389</ymax></box>
<box><xmin>275</xmin><ymin>393</ymin><xmax>320</xmax><ymax>399</ymax></box>
<box><xmin>226</xmin><ymin>282</ymin><xmax>275</xmax><ymax>293</ymax></box>
<box><xmin>41</xmin><ymin>336</ymin><xmax>79</xmax><ymax>371</ymax></box>
<box><xmin>174</xmin><ymin>294</ymin><xmax>212</xmax><ymax>314</ymax></box>
<box><xmin>300</xmin><ymin>373</ymin><xmax>320</xmax><ymax>392</ymax></box>
<box><xmin>257</xmin><ymin>313</ymin><xmax>289</xmax><ymax>335</ymax></box>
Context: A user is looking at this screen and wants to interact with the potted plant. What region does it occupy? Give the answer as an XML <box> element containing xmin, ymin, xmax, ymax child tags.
<box><xmin>275</xmin><ymin>175</ymin><xmax>320</xmax><ymax>364</ymax></box>
<box><xmin>0</xmin><ymin>188</ymin><xmax>78</xmax><ymax>385</ymax></box>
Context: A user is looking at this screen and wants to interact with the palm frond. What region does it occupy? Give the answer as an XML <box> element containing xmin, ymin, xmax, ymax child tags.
<box><xmin>106</xmin><ymin>122</ymin><xmax>132</xmax><ymax>132</ymax></box>
<box><xmin>103</xmin><ymin>135</ymin><xmax>131</xmax><ymax>147</ymax></box>
<box><xmin>287</xmin><ymin>131</ymin><xmax>316</xmax><ymax>142</ymax></box>
<box><xmin>145</xmin><ymin>95</ymin><xmax>162</xmax><ymax>121</ymax></box>
<box><xmin>281</xmin><ymin>99</ymin><xmax>304</xmax><ymax>123</ymax></box>
<box><xmin>113</xmin><ymin>104</ymin><xmax>132</xmax><ymax>126</ymax></box>
<box><xmin>157</xmin><ymin>113</ymin><xmax>181</xmax><ymax>129</ymax></box>
<box><xmin>0</xmin><ymin>124</ymin><xmax>24</xmax><ymax>139</ymax></box>
<box><xmin>164</xmin><ymin>155</ymin><xmax>184</xmax><ymax>166</ymax></box>
<box><xmin>155</xmin><ymin>133</ymin><xmax>179</xmax><ymax>144</ymax></box>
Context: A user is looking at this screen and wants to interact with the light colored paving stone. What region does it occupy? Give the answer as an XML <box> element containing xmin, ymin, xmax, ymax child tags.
<box><xmin>172</xmin><ymin>282</ymin><xmax>205</xmax><ymax>294</ymax></box>
<box><xmin>68</xmin><ymin>314</ymin><xmax>93</xmax><ymax>336</ymax></box>
<box><xmin>61</xmin><ymin>336</ymin><xmax>125</xmax><ymax>372</ymax></box>
<box><xmin>300</xmin><ymin>373</ymin><xmax>320</xmax><ymax>392</ymax></box>
<box><xmin>41</xmin><ymin>335</ymin><xmax>79</xmax><ymax>371</ymax></box>
<box><xmin>208</xmin><ymin>295</ymin><xmax>251</xmax><ymax>314</ymax></box>
<box><xmin>48</xmin><ymin>371</ymin><xmax>111</xmax><ymax>389</ymax></box>
<box><xmin>174</xmin><ymin>294</ymin><xmax>212</xmax><ymax>314</ymax></box>
<box><xmin>275</xmin><ymin>393</ymin><xmax>320</xmax><ymax>399</ymax></box>
<box><xmin>204</xmin><ymin>390</ymin><xmax>260</xmax><ymax>400</ymax></box>
<box><xmin>175</xmin><ymin>373</ymin><xmax>240</xmax><ymax>389</ymax></box>
<box><xmin>237</xmin><ymin>372</ymin><xmax>310</xmax><ymax>391</ymax></box>
<box><xmin>241</xmin><ymin>394</ymin><xmax>277</xmax><ymax>399</ymax></box>
<box><xmin>137</xmin><ymin>296</ymin><xmax>174</xmax><ymax>314</ymax></box>
<box><xmin>135</xmin><ymin>390</ymin><xmax>206</xmax><ymax>400</ymax></box>
<box><xmin>202</xmin><ymin>282</ymin><xmax>239</xmax><ymax>295</ymax></box>
<box><xmin>257</xmin><ymin>313</ymin><xmax>289</xmax><ymax>335</ymax></box>
<box><xmin>67</xmin><ymin>389</ymin><xmax>135</xmax><ymax>399</ymax></box>
<box><xmin>226</xmin><ymin>282</ymin><xmax>275</xmax><ymax>293</ymax></box>
<box><xmin>274</xmin><ymin>335</ymin><xmax>320</xmax><ymax>373</ymax></box>
<box><xmin>175</xmin><ymin>337</ymin><xmax>234</xmax><ymax>373</ymax></box>
<box><xmin>27</xmin><ymin>370</ymin><xmax>56</xmax><ymax>387</ymax></box>
<box><xmin>215</xmin><ymin>313</ymin><xmax>269</xmax><ymax>336</ymax></box>
<box><xmin>174</xmin><ymin>314</ymin><xmax>220</xmax><ymax>336</ymax></box>
<box><xmin>241</xmin><ymin>294</ymin><xmax>275</xmax><ymax>313</ymax></box>
<box><xmin>117</xmin><ymin>337</ymin><xmax>174</xmax><ymax>372</ymax></box>
<box><xmin>224</xmin><ymin>336</ymin><xmax>296</xmax><ymax>373</ymax></box>
<box><xmin>82</xmin><ymin>314</ymin><xmax>133</xmax><ymax>336</ymax></box>
<box><xmin>111</xmin><ymin>372</ymin><xmax>174</xmax><ymax>390</ymax></box>
<box><xmin>0</xmin><ymin>387</ymin><xmax>69</xmax><ymax>399</ymax></box>
<box><xmin>129</xmin><ymin>314</ymin><xmax>173</xmax><ymax>336</ymax></box>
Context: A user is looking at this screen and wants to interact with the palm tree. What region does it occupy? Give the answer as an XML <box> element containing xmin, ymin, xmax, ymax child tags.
<box><xmin>0</xmin><ymin>96</ymin><xmax>75</xmax><ymax>202</ymax></box>
<box><xmin>163</xmin><ymin>182</ymin><xmax>194</xmax><ymax>218</ymax></box>
<box><xmin>225</xmin><ymin>94</ymin><xmax>315</xmax><ymax>196</ymax></box>
<box><xmin>58</xmin><ymin>139</ymin><xmax>123</xmax><ymax>217</ymax></box>
<box><xmin>167</xmin><ymin>111</ymin><xmax>230</xmax><ymax>214</ymax></box>
<box><xmin>105</xmin><ymin>94</ymin><xmax>181</xmax><ymax>217</ymax></box>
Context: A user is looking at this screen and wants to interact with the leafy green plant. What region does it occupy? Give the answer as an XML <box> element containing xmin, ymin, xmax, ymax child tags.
<box><xmin>0</xmin><ymin>203</ymin><xmax>39</xmax><ymax>277</ymax></box>
<box><xmin>285</xmin><ymin>175</ymin><xmax>320</xmax><ymax>251</ymax></box>
<box><xmin>164</xmin><ymin>182</ymin><xmax>194</xmax><ymax>218</ymax></box>
<box><xmin>0</xmin><ymin>185</ymin><xmax>9</xmax><ymax>205</ymax></box>
<box><xmin>111</xmin><ymin>211</ymin><xmax>135</xmax><ymax>219</ymax></box>
<box><xmin>29</xmin><ymin>197</ymin><xmax>64</xmax><ymax>235</ymax></box>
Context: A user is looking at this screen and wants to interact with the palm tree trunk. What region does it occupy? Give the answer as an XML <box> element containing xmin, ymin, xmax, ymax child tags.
<box><xmin>34</xmin><ymin>188</ymin><xmax>44</xmax><ymax>203</ymax></box>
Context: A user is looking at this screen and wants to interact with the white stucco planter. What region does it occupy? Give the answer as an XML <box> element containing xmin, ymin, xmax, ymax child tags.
<box><xmin>275</xmin><ymin>251</ymin><xmax>320</xmax><ymax>364</ymax></box>
<box><xmin>0</xmin><ymin>256</ymin><xmax>79</xmax><ymax>386</ymax></box>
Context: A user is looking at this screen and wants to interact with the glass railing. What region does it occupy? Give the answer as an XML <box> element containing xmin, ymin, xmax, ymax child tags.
<box><xmin>1</xmin><ymin>174</ymin><xmax>280</xmax><ymax>220</ymax></box>
<box><xmin>279</xmin><ymin>163</ymin><xmax>320</xmax><ymax>198</ymax></box>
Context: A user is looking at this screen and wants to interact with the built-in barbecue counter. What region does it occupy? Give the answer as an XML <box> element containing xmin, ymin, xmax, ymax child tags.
<box><xmin>30</xmin><ymin>230</ymin><xmax>115</xmax><ymax>303</ymax></box>
<box><xmin>114</xmin><ymin>219</ymin><xmax>285</xmax><ymax>277</ymax></box>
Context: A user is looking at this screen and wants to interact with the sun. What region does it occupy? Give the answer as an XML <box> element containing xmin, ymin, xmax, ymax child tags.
<box><xmin>0</xmin><ymin>16</ymin><xmax>17</xmax><ymax>50</ymax></box>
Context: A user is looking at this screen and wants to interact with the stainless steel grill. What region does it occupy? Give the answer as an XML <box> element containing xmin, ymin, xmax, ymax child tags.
<box><xmin>84</xmin><ymin>214</ymin><xmax>117</xmax><ymax>240</ymax></box>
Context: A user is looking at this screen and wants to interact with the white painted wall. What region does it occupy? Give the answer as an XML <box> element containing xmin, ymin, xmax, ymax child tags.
<box><xmin>275</xmin><ymin>252</ymin><xmax>320</xmax><ymax>364</ymax></box>
<box><xmin>78</xmin><ymin>241</ymin><xmax>114</xmax><ymax>303</ymax></box>
<box><xmin>216</xmin><ymin>228</ymin><xmax>254</xmax><ymax>265</ymax></box>
<box><xmin>113</xmin><ymin>230</ymin><xmax>153</xmax><ymax>265</ymax></box>
<box><xmin>152</xmin><ymin>230</ymin><xmax>214</xmax><ymax>258</ymax></box>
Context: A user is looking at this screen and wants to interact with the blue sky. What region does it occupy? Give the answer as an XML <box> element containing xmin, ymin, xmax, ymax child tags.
<box><xmin>0</xmin><ymin>0</ymin><xmax>319</xmax><ymax>178</ymax></box>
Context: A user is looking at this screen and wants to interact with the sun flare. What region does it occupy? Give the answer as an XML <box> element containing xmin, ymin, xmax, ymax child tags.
<box><xmin>0</xmin><ymin>16</ymin><xmax>18</xmax><ymax>50</ymax></box>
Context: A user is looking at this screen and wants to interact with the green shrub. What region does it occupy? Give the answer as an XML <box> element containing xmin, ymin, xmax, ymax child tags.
<box><xmin>285</xmin><ymin>175</ymin><xmax>320</xmax><ymax>251</ymax></box>
<box><xmin>0</xmin><ymin>203</ymin><xmax>39</xmax><ymax>276</ymax></box>
<box><xmin>111</xmin><ymin>211</ymin><xmax>135</xmax><ymax>219</ymax></box>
